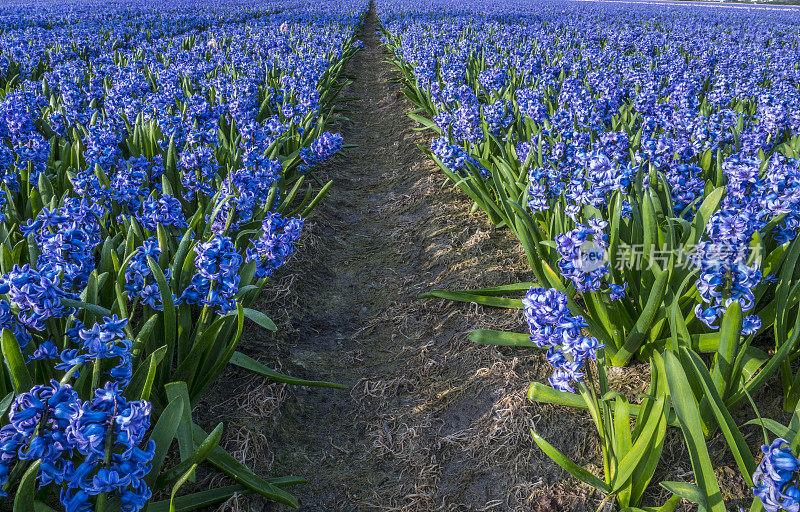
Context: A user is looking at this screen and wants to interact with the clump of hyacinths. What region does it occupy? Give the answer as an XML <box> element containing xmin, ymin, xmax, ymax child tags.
<box><xmin>522</xmin><ymin>287</ymin><xmax>671</xmax><ymax>510</ymax></box>
<box><xmin>752</xmin><ymin>439</ymin><xmax>800</xmax><ymax>512</ymax></box>
<box><xmin>1</xmin><ymin>380</ymin><xmax>155</xmax><ymax>511</ymax></box>
<box><xmin>0</xmin><ymin>316</ymin><xmax>242</xmax><ymax>512</ymax></box>
<box><xmin>523</xmin><ymin>287</ymin><xmax>602</xmax><ymax>393</ymax></box>
<box><xmin>0</xmin><ymin>316</ymin><xmax>153</xmax><ymax>510</ymax></box>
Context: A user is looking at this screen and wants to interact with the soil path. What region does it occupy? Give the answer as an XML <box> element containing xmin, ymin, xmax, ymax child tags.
<box><xmin>202</xmin><ymin>5</ymin><xmax>609</xmax><ymax>512</ymax></box>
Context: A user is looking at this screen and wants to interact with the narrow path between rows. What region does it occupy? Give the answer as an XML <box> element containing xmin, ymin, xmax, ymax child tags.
<box><xmin>202</xmin><ymin>5</ymin><xmax>609</xmax><ymax>512</ymax></box>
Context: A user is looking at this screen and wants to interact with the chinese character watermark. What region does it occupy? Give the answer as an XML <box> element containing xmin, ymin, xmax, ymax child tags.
<box><xmin>611</xmin><ymin>243</ymin><xmax>762</xmax><ymax>271</ymax></box>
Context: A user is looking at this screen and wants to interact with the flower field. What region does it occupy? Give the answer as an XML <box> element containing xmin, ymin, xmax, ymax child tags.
<box><xmin>380</xmin><ymin>0</ymin><xmax>800</xmax><ymax>510</ymax></box>
<box><xmin>1</xmin><ymin>0</ymin><xmax>800</xmax><ymax>510</ymax></box>
<box><xmin>0</xmin><ymin>0</ymin><xmax>368</xmax><ymax>509</ymax></box>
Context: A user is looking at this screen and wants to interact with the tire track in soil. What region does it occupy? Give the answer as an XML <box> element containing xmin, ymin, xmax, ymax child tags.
<box><xmin>202</xmin><ymin>5</ymin><xmax>611</xmax><ymax>512</ymax></box>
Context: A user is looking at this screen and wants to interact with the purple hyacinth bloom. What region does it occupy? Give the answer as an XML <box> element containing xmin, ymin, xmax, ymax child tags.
<box><xmin>753</xmin><ymin>439</ymin><xmax>800</xmax><ymax>512</ymax></box>
<box><xmin>523</xmin><ymin>287</ymin><xmax>604</xmax><ymax>393</ymax></box>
